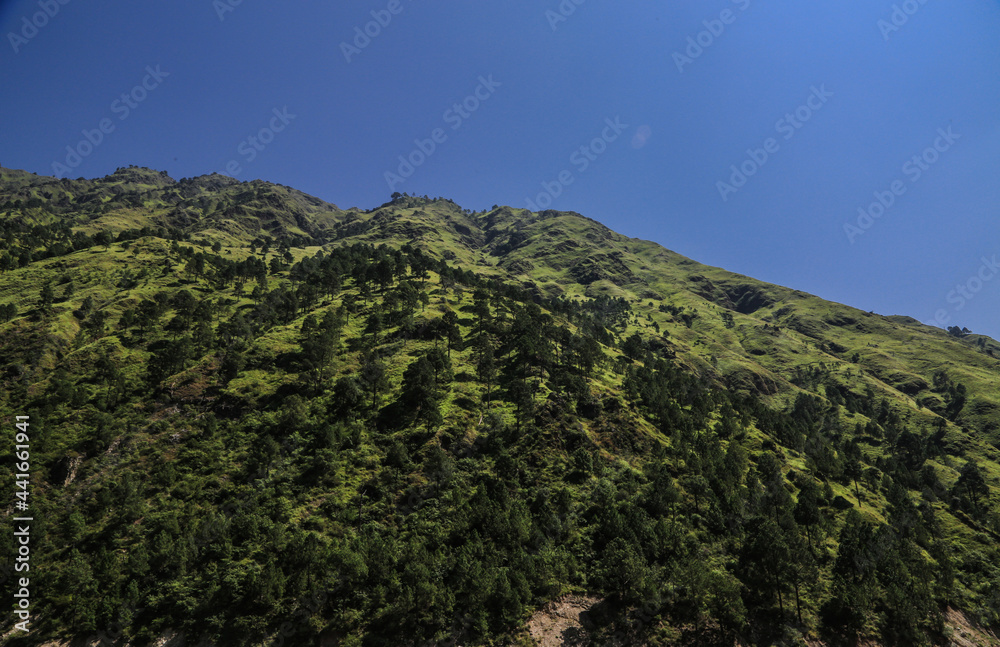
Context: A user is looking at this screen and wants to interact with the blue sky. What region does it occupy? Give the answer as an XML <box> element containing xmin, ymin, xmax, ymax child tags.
<box><xmin>2</xmin><ymin>0</ymin><xmax>999</xmax><ymax>338</ymax></box>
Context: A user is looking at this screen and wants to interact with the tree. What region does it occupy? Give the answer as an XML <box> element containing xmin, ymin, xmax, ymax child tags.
<box><xmin>333</xmin><ymin>375</ymin><xmax>364</xmax><ymax>420</ymax></box>
<box><xmin>137</xmin><ymin>299</ymin><xmax>162</xmax><ymax>335</ymax></box>
<box><xmin>300</xmin><ymin>311</ymin><xmax>340</xmax><ymax>386</ymax></box>
<box><xmin>401</xmin><ymin>356</ymin><xmax>442</xmax><ymax>429</ymax></box>
<box><xmin>644</xmin><ymin>466</ymin><xmax>681</xmax><ymax>520</ymax></box>
<box><xmin>360</xmin><ymin>355</ymin><xmax>389</xmax><ymax>411</ymax></box>
<box><xmin>63</xmin><ymin>550</ymin><xmax>99</xmax><ymax>632</ymax></box>
<box><xmin>476</xmin><ymin>336</ymin><xmax>497</xmax><ymax>408</ymax></box>
<box><xmin>598</xmin><ymin>537</ymin><xmax>650</xmax><ymax>602</ymax></box>
<box><xmin>946</xmin><ymin>383</ymin><xmax>968</xmax><ymax>421</ymax></box>
<box><xmin>364</xmin><ymin>310</ymin><xmax>384</xmax><ymax>345</ymax></box>
<box><xmin>166</xmin><ymin>313</ymin><xmax>190</xmax><ymax>339</ymax></box>
<box><xmin>571</xmin><ymin>446</ymin><xmax>593</xmax><ymax>479</ymax></box>
<box><xmin>826</xmin><ymin>509</ymin><xmax>877</xmax><ymax>631</ymax></box>
<box><xmin>794</xmin><ymin>478</ymin><xmax>822</xmax><ymax>547</ymax></box>
<box><xmin>374</xmin><ymin>259</ymin><xmax>394</xmax><ymax>291</ymax></box>
<box><xmin>622</xmin><ymin>332</ymin><xmax>644</xmax><ymax>361</ymax></box>
<box><xmin>681</xmin><ymin>474</ymin><xmax>710</xmax><ymax>516</ymax></box>
<box><xmin>220</xmin><ymin>347</ymin><xmax>246</xmax><ymax>383</ymax></box>
<box><xmin>94</xmin><ymin>352</ymin><xmax>125</xmax><ymax>410</ymax></box>
<box><xmin>739</xmin><ymin>516</ymin><xmax>790</xmax><ymax>616</ymax></box>
<box><xmin>785</xmin><ymin>526</ymin><xmax>817</xmax><ymax>624</ymax></box>
<box><xmin>571</xmin><ymin>334</ymin><xmax>603</xmax><ymax>377</ymax></box>
<box><xmin>39</xmin><ymin>281</ymin><xmax>54</xmax><ymax>312</ymax></box>
<box><xmin>676</xmin><ymin>555</ymin><xmax>711</xmax><ymax>632</ymax></box>
<box><xmin>757</xmin><ymin>452</ymin><xmax>792</xmax><ymax>519</ymax></box>
<box><xmin>0</xmin><ymin>303</ymin><xmax>16</xmax><ymax>322</ymax></box>
<box><xmin>192</xmin><ymin>319</ymin><xmax>215</xmax><ymax>351</ymax></box>
<box><xmin>188</xmin><ymin>254</ymin><xmax>206</xmax><ymax>277</ymax></box>
<box><xmin>424</xmin><ymin>347</ymin><xmax>453</xmax><ymax>386</ymax></box>
<box><xmin>442</xmin><ymin>309</ymin><xmax>462</xmax><ymax>358</ymax></box>
<box><xmin>844</xmin><ymin>440</ymin><xmax>865</xmax><ymax>508</ymax></box>
<box><xmin>172</xmin><ymin>289</ymin><xmax>197</xmax><ymax>313</ymax></box>
<box><xmin>947</xmin><ymin>326</ymin><xmax>971</xmax><ymax>338</ymax></box>
<box><xmin>472</xmin><ymin>289</ymin><xmax>491</xmax><ymax>337</ymax></box>
<box><xmin>509</xmin><ymin>378</ymin><xmax>535</xmax><ymax>433</ymax></box>
<box><xmin>83</xmin><ymin>309</ymin><xmax>108</xmax><ymax>338</ymax></box>
<box><xmin>95</xmin><ymin>230</ymin><xmax>114</xmax><ymax>250</ymax></box>
<box><xmin>954</xmin><ymin>459</ymin><xmax>988</xmax><ymax>517</ymax></box>
<box><xmin>147</xmin><ymin>336</ymin><xmax>193</xmax><ymax>386</ymax></box>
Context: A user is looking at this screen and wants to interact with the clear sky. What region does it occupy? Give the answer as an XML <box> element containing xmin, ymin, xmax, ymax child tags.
<box><xmin>2</xmin><ymin>0</ymin><xmax>998</xmax><ymax>338</ymax></box>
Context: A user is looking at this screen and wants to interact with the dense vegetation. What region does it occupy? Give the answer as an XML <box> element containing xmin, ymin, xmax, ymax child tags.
<box><xmin>1</xmin><ymin>166</ymin><xmax>999</xmax><ymax>646</ymax></box>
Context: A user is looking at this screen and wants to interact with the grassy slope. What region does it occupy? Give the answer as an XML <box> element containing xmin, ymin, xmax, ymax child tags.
<box><xmin>4</xmin><ymin>164</ymin><xmax>998</xmax><ymax>521</ymax></box>
<box><xmin>1</xmin><ymin>167</ymin><xmax>999</xmax><ymax>644</ymax></box>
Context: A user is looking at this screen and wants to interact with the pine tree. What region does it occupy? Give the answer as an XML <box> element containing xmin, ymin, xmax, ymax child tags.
<box><xmin>477</xmin><ymin>335</ymin><xmax>497</xmax><ymax>408</ymax></box>
<box><xmin>955</xmin><ymin>459</ymin><xmax>988</xmax><ymax>517</ymax></box>
<box><xmin>402</xmin><ymin>356</ymin><xmax>442</xmax><ymax>429</ymax></box>
<box><xmin>442</xmin><ymin>308</ymin><xmax>462</xmax><ymax>358</ymax></box>
<box><xmin>39</xmin><ymin>281</ymin><xmax>54</xmax><ymax>311</ymax></box>
<box><xmin>794</xmin><ymin>478</ymin><xmax>822</xmax><ymax>547</ymax></box>
<box><xmin>360</xmin><ymin>355</ymin><xmax>389</xmax><ymax>411</ymax></box>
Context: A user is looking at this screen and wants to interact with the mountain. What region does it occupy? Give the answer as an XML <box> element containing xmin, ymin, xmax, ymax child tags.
<box><xmin>1</xmin><ymin>166</ymin><xmax>999</xmax><ymax>647</ymax></box>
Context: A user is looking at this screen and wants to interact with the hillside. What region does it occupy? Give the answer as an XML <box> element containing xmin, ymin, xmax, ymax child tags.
<box><xmin>1</xmin><ymin>166</ymin><xmax>999</xmax><ymax>647</ymax></box>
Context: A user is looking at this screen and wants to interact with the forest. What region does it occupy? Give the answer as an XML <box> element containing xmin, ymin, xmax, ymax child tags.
<box><xmin>0</xmin><ymin>177</ymin><xmax>998</xmax><ymax>646</ymax></box>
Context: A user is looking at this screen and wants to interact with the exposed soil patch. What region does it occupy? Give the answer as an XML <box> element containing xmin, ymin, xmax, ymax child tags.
<box><xmin>526</xmin><ymin>595</ymin><xmax>601</xmax><ymax>646</ymax></box>
<box><xmin>945</xmin><ymin>607</ymin><xmax>1000</xmax><ymax>646</ymax></box>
